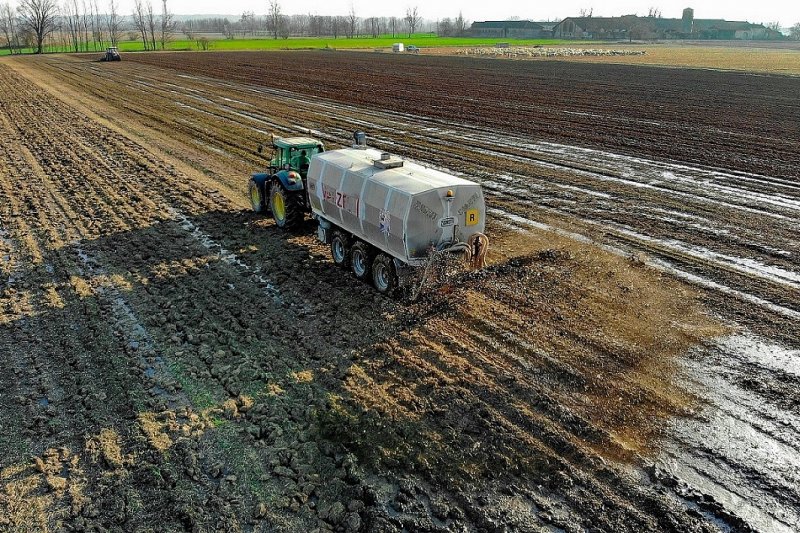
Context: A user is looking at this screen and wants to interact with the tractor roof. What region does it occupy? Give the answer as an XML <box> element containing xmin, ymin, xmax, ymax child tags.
<box><xmin>274</xmin><ymin>137</ymin><xmax>322</xmax><ymax>149</ymax></box>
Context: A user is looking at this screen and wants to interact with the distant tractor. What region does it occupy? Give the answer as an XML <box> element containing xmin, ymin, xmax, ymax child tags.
<box><xmin>249</xmin><ymin>132</ymin><xmax>488</xmax><ymax>294</ymax></box>
<box><xmin>101</xmin><ymin>47</ymin><xmax>121</xmax><ymax>62</ymax></box>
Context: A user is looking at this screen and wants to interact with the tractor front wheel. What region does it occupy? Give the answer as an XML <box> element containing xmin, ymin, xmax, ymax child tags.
<box><xmin>269</xmin><ymin>181</ymin><xmax>303</xmax><ymax>229</ymax></box>
<box><xmin>248</xmin><ymin>179</ymin><xmax>264</xmax><ymax>213</ymax></box>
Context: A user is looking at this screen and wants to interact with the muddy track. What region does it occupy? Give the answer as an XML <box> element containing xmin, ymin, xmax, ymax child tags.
<box><xmin>1</xmin><ymin>54</ymin><xmax>798</xmax><ymax>533</ymax></box>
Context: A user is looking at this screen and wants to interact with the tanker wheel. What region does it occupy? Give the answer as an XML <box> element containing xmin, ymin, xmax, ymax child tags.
<box><xmin>269</xmin><ymin>181</ymin><xmax>303</xmax><ymax>229</ymax></box>
<box><xmin>372</xmin><ymin>254</ymin><xmax>398</xmax><ymax>295</ymax></box>
<box><xmin>248</xmin><ymin>179</ymin><xmax>264</xmax><ymax>213</ymax></box>
<box><xmin>330</xmin><ymin>230</ymin><xmax>351</xmax><ymax>268</ymax></box>
<box><xmin>350</xmin><ymin>241</ymin><xmax>373</xmax><ymax>281</ymax></box>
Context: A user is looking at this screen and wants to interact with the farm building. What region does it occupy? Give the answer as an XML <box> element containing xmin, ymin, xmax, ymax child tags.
<box><xmin>470</xmin><ymin>20</ymin><xmax>551</xmax><ymax>39</ymax></box>
<box><xmin>553</xmin><ymin>9</ymin><xmax>782</xmax><ymax>40</ymax></box>
<box><xmin>552</xmin><ymin>16</ymin><xmax>635</xmax><ymax>40</ymax></box>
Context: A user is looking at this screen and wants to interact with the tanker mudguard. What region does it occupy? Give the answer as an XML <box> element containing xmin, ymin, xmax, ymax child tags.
<box><xmin>274</xmin><ymin>169</ymin><xmax>305</xmax><ymax>192</ymax></box>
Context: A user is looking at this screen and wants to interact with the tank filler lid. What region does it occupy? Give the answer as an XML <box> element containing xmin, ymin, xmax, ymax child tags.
<box><xmin>373</xmin><ymin>152</ymin><xmax>404</xmax><ymax>169</ymax></box>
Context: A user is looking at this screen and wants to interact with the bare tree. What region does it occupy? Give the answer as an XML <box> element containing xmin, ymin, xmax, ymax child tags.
<box><xmin>106</xmin><ymin>0</ymin><xmax>119</xmax><ymax>46</ymax></box>
<box><xmin>331</xmin><ymin>15</ymin><xmax>342</xmax><ymax>39</ymax></box>
<box><xmin>80</xmin><ymin>0</ymin><xmax>90</xmax><ymax>50</ymax></box>
<box><xmin>90</xmin><ymin>0</ymin><xmax>103</xmax><ymax>50</ymax></box>
<box><xmin>222</xmin><ymin>19</ymin><xmax>233</xmax><ymax>38</ymax></box>
<box><xmin>307</xmin><ymin>13</ymin><xmax>319</xmax><ymax>36</ymax></box>
<box><xmin>64</xmin><ymin>0</ymin><xmax>81</xmax><ymax>52</ymax></box>
<box><xmin>766</xmin><ymin>21</ymin><xmax>781</xmax><ymax>31</ymax></box>
<box><xmin>791</xmin><ymin>22</ymin><xmax>800</xmax><ymax>41</ymax></box>
<box><xmin>290</xmin><ymin>13</ymin><xmax>308</xmax><ymax>36</ymax></box>
<box><xmin>183</xmin><ymin>18</ymin><xmax>194</xmax><ymax>39</ymax></box>
<box><xmin>132</xmin><ymin>0</ymin><xmax>148</xmax><ymax>49</ymax></box>
<box><xmin>347</xmin><ymin>2</ymin><xmax>356</xmax><ymax>38</ymax></box>
<box><xmin>239</xmin><ymin>10</ymin><xmax>255</xmax><ymax>36</ymax></box>
<box><xmin>268</xmin><ymin>0</ymin><xmax>280</xmax><ymax>39</ymax></box>
<box><xmin>159</xmin><ymin>0</ymin><xmax>173</xmax><ymax>49</ymax></box>
<box><xmin>389</xmin><ymin>15</ymin><xmax>398</xmax><ymax>38</ymax></box>
<box><xmin>18</xmin><ymin>0</ymin><xmax>59</xmax><ymax>53</ymax></box>
<box><xmin>1</xmin><ymin>2</ymin><xmax>20</xmax><ymax>53</ymax></box>
<box><xmin>647</xmin><ymin>7</ymin><xmax>662</xmax><ymax>18</ymax></box>
<box><xmin>438</xmin><ymin>17</ymin><xmax>452</xmax><ymax>37</ymax></box>
<box><xmin>579</xmin><ymin>8</ymin><xmax>593</xmax><ymax>17</ymax></box>
<box><xmin>145</xmin><ymin>0</ymin><xmax>156</xmax><ymax>50</ymax></box>
<box><xmin>404</xmin><ymin>6</ymin><xmax>419</xmax><ymax>37</ymax></box>
<box><xmin>454</xmin><ymin>11</ymin><xmax>466</xmax><ymax>36</ymax></box>
<box><xmin>366</xmin><ymin>16</ymin><xmax>382</xmax><ymax>38</ymax></box>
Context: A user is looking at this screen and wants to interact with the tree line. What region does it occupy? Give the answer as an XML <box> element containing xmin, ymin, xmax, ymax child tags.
<box><xmin>1</xmin><ymin>0</ymin><xmax>175</xmax><ymax>54</ymax></box>
<box><xmin>220</xmin><ymin>3</ymin><xmax>465</xmax><ymax>40</ymax></box>
<box><xmin>0</xmin><ymin>0</ymin><xmax>476</xmax><ymax>54</ymax></box>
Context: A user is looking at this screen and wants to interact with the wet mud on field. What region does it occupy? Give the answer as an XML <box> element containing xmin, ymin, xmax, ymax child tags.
<box><xmin>1</xmin><ymin>53</ymin><xmax>798</xmax><ymax>532</ymax></box>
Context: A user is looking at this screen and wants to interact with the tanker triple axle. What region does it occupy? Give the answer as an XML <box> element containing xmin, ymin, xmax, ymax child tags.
<box><xmin>249</xmin><ymin>132</ymin><xmax>489</xmax><ymax>294</ymax></box>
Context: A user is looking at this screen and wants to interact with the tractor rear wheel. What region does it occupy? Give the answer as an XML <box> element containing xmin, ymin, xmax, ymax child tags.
<box><xmin>350</xmin><ymin>241</ymin><xmax>373</xmax><ymax>281</ymax></box>
<box><xmin>248</xmin><ymin>179</ymin><xmax>264</xmax><ymax>213</ymax></box>
<box><xmin>372</xmin><ymin>254</ymin><xmax>398</xmax><ymax>295</ymax></box>
<box><xmin>330</xmin><ymin>230</ymin><xmax>351</xmax><ymax>268</ymax></box>
<box><xmin>269</xmin><ymin>181</ymin><xmax>303</xmax><ymax>229</ymax></box>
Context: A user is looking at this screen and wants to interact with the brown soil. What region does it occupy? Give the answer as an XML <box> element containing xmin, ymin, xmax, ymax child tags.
<box><xmin>1</xmin><ymin>52</ymin><xmax>797</xmax><ymax>532</ymax></box>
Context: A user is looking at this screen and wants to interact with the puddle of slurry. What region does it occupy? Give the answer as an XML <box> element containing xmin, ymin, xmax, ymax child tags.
<box><xmin>489</xmin><ymin>173</ymin><xmax>614</xmax><ymax>200</ymax></box>
<box><xmin>610</xmin><ymin>225</ymin><xmax>800</xmax><ymax>289</ymax></box>
<box><xmin>533</xmin><ymin>141</ymin><xmax>800</xmax><ymax>191</ymax></box>
<box><xmin>658</xmin><ymin>170</ymin><xmax>800</xmax><ymax>214</ymax></box>
<box><xmin>488</xmin><ymin>208</ymin><xmax>594</xmax><ymax>246</ymax></box>
<box><xmin>478</xmin><ymin>142</ymin><xmax>796</xmax><ymax>222</ymax></box>
<box><xmin>191</xmin><ymin>139</ymin><xmax>229</xmax><ymax>157</ymax></box>
<box><xmin>505</xmin><ymin>142</ymin><xmax>800</xmax><ymax>219</ymax></box>
<box><xmin>659</xmin><ymin>341</ymin><xmax>800</xmax><ymax>533</ymax></box>
<box><xmin>716</xmin><ymin>333</ymin><xmax>800</xmax><ymax>379</ymax></box>
<box><xmin>220</xmin><ymin>96</ymin><xmax>253</xmax><ymax>107</ymax></box>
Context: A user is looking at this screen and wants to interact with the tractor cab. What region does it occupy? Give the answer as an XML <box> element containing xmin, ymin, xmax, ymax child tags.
<box><xmin>268</xmin><ymin>137</ymin><xmax>324</xmax><ymax>178</ymax></box>
<box><xmin>250</xmin><ymin>136</ymin><xmax>325</xmax><ymax>227</ymax></box>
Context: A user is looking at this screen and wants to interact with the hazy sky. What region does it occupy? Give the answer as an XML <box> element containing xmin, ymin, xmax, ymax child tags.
<box><xmin>115</xmin><ymin>1</ymin><xmax>799</xmax><ymax>26</ymax></box>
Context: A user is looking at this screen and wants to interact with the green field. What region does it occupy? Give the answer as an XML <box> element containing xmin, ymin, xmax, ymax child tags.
<box><xmin>1</xmin><ymin>34</ymin><xmax>568</xmax><ymax>56</ymax></box>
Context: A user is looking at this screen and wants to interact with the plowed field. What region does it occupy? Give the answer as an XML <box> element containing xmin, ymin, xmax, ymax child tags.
<box><xmin>1</xmin><ymin>51</ymin><xmax>798</xmax><ymax>533</ymax></box>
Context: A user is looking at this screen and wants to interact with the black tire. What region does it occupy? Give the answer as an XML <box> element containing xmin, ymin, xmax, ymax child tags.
<box><xmin>248</xmin><ymin>179</ymin><xmax>264</xmax><ymax>213</ymax></box>
<box><xmin>330</xmin><ymin>230</ymin><xmax>351</xmax><ymax>268</ymax></box>
<box><xmin>372</xmin><ymin>254</ymin><xmax>398</xmax><ymax>295</ymax></box>
<box><xmin>269</xmin><ymin>181</ymin><xmax>303</xmax><ymax>229</ymax></box>
<box><xmin>350</xmin><ymin>241</ymin><xmax>373</xmax><ymax>281</ymax></box>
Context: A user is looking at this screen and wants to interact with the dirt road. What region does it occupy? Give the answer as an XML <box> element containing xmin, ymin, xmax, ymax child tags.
<box><xmin>1</xmin><ymin>52</ymin><xmax>798</xmax><ymax>532</ymax></box>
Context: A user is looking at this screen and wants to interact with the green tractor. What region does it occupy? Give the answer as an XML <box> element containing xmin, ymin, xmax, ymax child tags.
<box><xmin>249</xmin><ymin>136</ymin><xmax>324</xmax><ymax>228</ymax></box>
